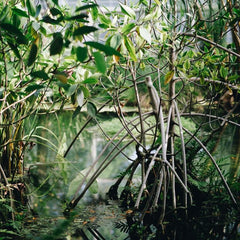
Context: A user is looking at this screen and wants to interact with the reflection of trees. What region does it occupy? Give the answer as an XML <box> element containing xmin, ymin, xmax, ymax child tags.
<box><xmin>25</xmin><ymin>111</ymin><xmax>137</xmax><ymax>217</ymax></box>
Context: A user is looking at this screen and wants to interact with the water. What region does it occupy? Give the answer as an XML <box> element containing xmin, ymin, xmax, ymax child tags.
<box><xmin>22</xmin><ymin>110</ymin><xmax>240</xmax><ymax>240</ymax></box>
<box><xmin>24</xmin><ymin>111</ymin><xmax>135</xmax><ymax>214</ymax></box>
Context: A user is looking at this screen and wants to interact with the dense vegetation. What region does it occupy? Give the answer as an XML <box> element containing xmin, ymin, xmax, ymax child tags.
<box><xmin>0</xmin><ymin>0</ymin><xmax>240</xmax><ymax>239</ymax></box>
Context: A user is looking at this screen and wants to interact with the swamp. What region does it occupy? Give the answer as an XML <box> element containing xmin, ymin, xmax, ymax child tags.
<box><xmin>0</xmin><ymin>0</ymin><xmax>240</xmax><ymax>239</ymax></box>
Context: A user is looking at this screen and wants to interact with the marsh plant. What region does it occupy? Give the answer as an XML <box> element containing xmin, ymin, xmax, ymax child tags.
<box><xmin>0</xmin><ymin>0</ymin><xmax>240</xmax><ymax>239</ymax></box>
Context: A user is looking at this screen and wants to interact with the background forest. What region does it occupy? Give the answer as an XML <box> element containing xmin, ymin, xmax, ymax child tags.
<box><xmin>0</xmin><ymin>0</ymin><xmax>240</xmax><ymax>239</ymax></box>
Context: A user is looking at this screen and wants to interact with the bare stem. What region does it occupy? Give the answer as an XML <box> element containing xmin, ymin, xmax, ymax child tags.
<box><xmin>182</xmin><ymin>126</ymin><xmax>239</xmax><ymax>208</ymax></box>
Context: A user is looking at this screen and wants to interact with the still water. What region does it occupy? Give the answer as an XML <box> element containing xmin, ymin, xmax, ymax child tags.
<box><xmin>22</xmin><ymin>110</ymin><xmax>240</xmax><ymax>240</ymax></box>
<box><xmin>23</xmin><ymin>110</ymin><xmax>136</xmax><ymax>239</ymax></box>
<box><xmin>25</xmin><ymin>110</ymin><xmax>135</xmax><ymax>210</ymax></box>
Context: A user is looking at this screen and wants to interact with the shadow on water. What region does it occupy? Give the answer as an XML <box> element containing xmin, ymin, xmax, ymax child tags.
<box><xmin>19</xmin><ymin>111</ymin><xmax>240</xmax><ymax>240</ymax></box>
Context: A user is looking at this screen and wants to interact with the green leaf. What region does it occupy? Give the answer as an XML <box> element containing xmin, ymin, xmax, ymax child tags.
<box><xmin>0</xmin><ymin>87</ymin><xmax>4</xmax><ymax>97</ymax></box>
<box><xmin>73</xmin><ymin>26</ymin><xmax>98</xmax><ymax>37</ymax></box>
<box><xmin>140</xmin><ymin>0</ymin><xmax>148</xmax><ymax>6</ymax></box>
<box><xmin>110</xmin><ymin>34</ymin><xmax>122</xmax><ymax>49</ymax></box>
<box><xmin>183</xmin><ymin>59</ymin><xmax>191</xmax><ymax>71</ymax></box>
<box><xmin>233</xmin><ymin>7</ymin><xmax>240</xmax><ymax>17</ymax></box>
<box><xmin>72</xmin><ymin>106</ymin><xmax>81</xmax><ymax>119</ymax></box>
<box><xmin>51</xmin><ymin>0</ymin><xmax>59</xmax><ymax>6</ymax></box>
<box><xmin>123</xmin><ymin>36</ymin><xmax>137</xmax><ymax>61</ymax></box>
<box><xmin>139</xmin><ymin>26</ymin><xmax>151</xmax><ymax>44</ymax></box>
<box><xmin>7</xmin><ymin>41</ymin><xmax>21</xmax><ymax>59</ymax></box>
<box><xmin>87</xmin><ymin>102</ymin><xmax>97</xmax><ymax>118</ymax></box>
<box><xmin>80</xmin><ymin>85</ymin><xmax>90</xmax><ymax>98</ymax></box>
<box><xmin>98</xmin><ymin>14</ymin><xmax>112</xmax><ymax>26</ymax></box>
<box><xmin>99</xmin><ymin>23</ymin><xmax>108</xmax><ymax>29</ymax></box>
<box><xmin>40</xmin><ymin>25</ymin><xmax>47</xmax><ymax>36</ymax></box>
<box><xmin>35</xmin><ymin>5</ymin><xmax>42</xmax><ymax>18</ymax></box>
<box><xmin>26</xmin><ymin>0</ymin><xmax>36</xmax><ymax>17</ymax></box>
<box><xmin>50</xmin><ymin>7</ymin><xmax>62</xmax><ymax>16</ymax></box>
<box><xmin>17</xmin><ymin>35</ymin><xmax>28</xmax><ymax>45</ymax></box>
<box><xmin>93</xmin><ymin>51</ymin><xmax>106</xmax><ymax>74</ymax></box>
<box><xmin>121</xmin><ymin>23</ymin><xmax>135</xmax><ymax>34</ymax></box>
<box><xmin>164</xmin><ymin>70</ymin><xmax>174</xmax><ymax>84</ymax></box>
<box><xmin>76</xmin><ymin>89</ymin><xmax>84</xmax><ymax>107</ymax></box>
<box><xmin>85</xmin><ymin>41</ymin><xmax>122</xmax><ymax>56</ymax></box>
<box><xmin>0</xmin><ymin>5</ymin><xmax>9</xmax><ymax>22</ymax></box>
<box><xmin>154</xmin><ymin>0</ymin><xmax>161</xmax><ymax>5</ymax></box>
<box><xmin>42</xmin><ymin>15</ymin><xmax>62</xmax><ymax>24</ymax></box>
<box><xmin>31</xmin><ymin>70</ymin><xmax>49</xmax><ymax>80</ymax></box>
<box><xmin>25</xmin><ymin>84</ymin><xmax>44</xmax><ymax>92</ymax></box>
<box><xmin>55</xmin><ymin>72</ymin><xmax>68</xmax><ymax>83</ymax></box>
<box><xmin>67</xmin><ymin>84</ymin><xmax>78</xmax><ymax>97</ymax></box>
<box><xmin>66</xmin><ymin>13</ymin><xmax>89</xmax><ymax>21</ymax></box>
<box><xmin>228</xmin><ymin>74</ymin><xmax>239</xmax><ymax>82</ymax></box>
<box><xmin>27</xmin><ymin>43</ymin><xmax>38</xmax><ymax>66</ymax></box>
<box><xmin>143</xmin><ymin>7</ymin><xmax>159</xmax><ymax>21</ymax></box>
<box><xmin>76</xmin><ymin>46</ymin><xmax>88</xmax><ymax>62</ymax></box>
<box><xmin>0</xmin><ymin>229</ymin><xmax>20</xmax><ymax>236</ymax></box>
<box><xmin>220</xmin><ymin>66</ymin><xmax>228</xmax><ymax>79</ymax></box>
<box><xmin>50</xmin><ymin>32</ymin><xmax>63</xmax><ymax>55</ymax></box>
<box><xmin>91</xmin><ymin>5</ymin><xmax>98</xmax><ymax>21</ymax></box>
<box><xmin>13</xmin><ymin>13</ymin><xmax>21</xmax><ymax>28</ymax></box>
<box><xmin>82</xmin><ymin>77</ymin><xmax>98</xmax><ymax>84</ymax></box>
<box><xmin>12</xmin><ymin>7</ymin><xmax>29</xmax><ymax>18</ymax></box>
<box><xmin>187</xmin><ymin>50</ymin><xmax>195</xmax><ymax>58</ymax></box>
<box><xmin>0</xmin><ymin>22</ymin><xmax>20</xmax><ymax>35</ymax></box>
<box><xmin>140</xmin><ymin>61</ymin><xmax>146</xmax><ymax>69</ymax></box>
<box><xmin>0</xmin><ymin>23</ymin><xmax>28</xmax><ymax>44</ymax></box>
<box><xmin>75</xmin><ymin>4</ymin><xmax>98</xmax><ymax>12</ymax></box>
<box><xmin>119</xmin><ymin>3</ymin><xmax>136</xmax><ymax>18</ymax></box>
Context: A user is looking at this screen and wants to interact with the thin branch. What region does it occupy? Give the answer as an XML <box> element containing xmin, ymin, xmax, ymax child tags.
<box><xmin>130</xmin><ymin>62</ymin><xmax>146</xmax><ymax>147</ymax></box>
<box><xmin>152</xmin><ymin>170</ymin><xmax>164</xmax><ymax>207</ymax></box>
<box><xmin>182</xmin><ymin>32</ymin><xmax>240</xmax><ymax>59</ymax></box>
<box><xmin>180</xmin><ymin>112</ymin><xmax>240</xmax><ymax>127</ymax></box>
<box><xmin>174</xmin><ymin>76</ymin><xmax>240</xmax><ymax>90</ymax></box>
<box><xmin>174</xmin><ymin>100</ymin><xmax>188</xmax><ymax>207</ymax></box>
<box><xmin>114</xmin><ymin>88</ymin><xmax>147</xmax><ymax>152</ymax></box>
<box><xmin>134</xmin><ymin>143</ymin><xmax>163</xmax><ymax>209</ymax></box>
<box><xmin>65</xmin><ymin>113</ymin><xmax>153</xmax><ymax>211</ymax></box>
<box><xmin>0</xmin><ymin>163</ymin><xmax>15</xmax><ymax>221</ymax></box>
<box><xmin>64</xmin><ymin>80</ymin><xmax>147</xmax><ymax>157</ymax></box>
<box><xmin>95</xmin><ymin>118</ymin><xmax>132</xmax><ymax>161</ymax></box>
<box><xmin>158</xmin><ymin>166</ymin><xmax>167</xmax><ymax>224</ymax></box>
<box><xmin>182</xmin><ymin>126</ymin><xmax>239</xmax><ymax>209</ymax></box>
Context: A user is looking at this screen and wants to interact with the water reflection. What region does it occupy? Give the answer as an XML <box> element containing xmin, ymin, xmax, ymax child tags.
<box><xmin>24</xmin><ymin>111</ymin><xmax>135</xmax><ymax>217</ymax></box>
<box><xmin>22</xmin><ymin>111</ymin><xmax>240</xmax><ymax>239</ymax></box>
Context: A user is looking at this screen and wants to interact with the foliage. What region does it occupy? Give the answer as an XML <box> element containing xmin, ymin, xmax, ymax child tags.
<box><xmin>0</xmin><ymin>0</ymin><xmax>121</xmax><ymax>225</ymax></box>
<box><xmin>0</xmin><ymin>0</ymin><xmax>240</xmax><ymax>239</ymax></box>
